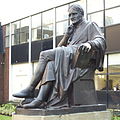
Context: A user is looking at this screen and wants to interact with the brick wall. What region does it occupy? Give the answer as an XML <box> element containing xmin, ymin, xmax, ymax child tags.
<box><xmin>0</xmin><ymin>54</ymin><xmax>4</xmax><ymax>103</ymax></box>
<box><xmin>3</xmin><ymin>47</ymin><xmax>9</xmax><ymax>102</ymax></box>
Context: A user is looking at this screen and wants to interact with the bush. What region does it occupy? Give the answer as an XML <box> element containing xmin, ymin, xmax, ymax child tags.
<box><xmin>0</xmin><ymin>103</ymin><xmax>16</xmax><ymax>116</ymax></box>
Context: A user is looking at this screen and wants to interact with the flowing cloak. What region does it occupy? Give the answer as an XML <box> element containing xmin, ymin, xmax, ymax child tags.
<box><xmin>41</xmin><ymin>20</ymin><xmax>106</xmax><ymax>108</ymax></box>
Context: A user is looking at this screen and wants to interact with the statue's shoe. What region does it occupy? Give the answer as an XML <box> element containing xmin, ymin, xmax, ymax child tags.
<box><xmin>22</xmin><ymin>99</ymin><xmax>45</xmax><ymax>109</ymax></box>
<box><xmin>12</xmin><ymin>87</ymin><xmax>34</xmax><ymax>98</ymax></box>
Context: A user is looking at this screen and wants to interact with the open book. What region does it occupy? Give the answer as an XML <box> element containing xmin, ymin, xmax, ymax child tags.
<box><xmin>72</xmin><ymin>49</ymin><xmax>94</xmax><ymax>69</ymax></box>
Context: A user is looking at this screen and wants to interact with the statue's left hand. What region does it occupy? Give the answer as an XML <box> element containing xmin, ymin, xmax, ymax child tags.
<box><xmin>79</xmin><ymin>43</ymin><xmax>91</xmax><ymax>53</ymax></box>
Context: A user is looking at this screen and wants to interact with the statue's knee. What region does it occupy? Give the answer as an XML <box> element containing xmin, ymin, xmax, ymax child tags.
<box><xmin>39</xmin><ymin>51</ymin><xmax>48</xmax><ymax>59</ymax></box>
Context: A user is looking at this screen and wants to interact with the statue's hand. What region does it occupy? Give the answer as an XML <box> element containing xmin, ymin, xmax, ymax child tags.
<box><xmin>79</xmin><ymin>43</ymin><xmax>91</xmax><ymax>53</ymax></box>
<box><xmin>66</xmin><ymin>25</ymin><xmax>74</xmax><ymax>36</ymax></box>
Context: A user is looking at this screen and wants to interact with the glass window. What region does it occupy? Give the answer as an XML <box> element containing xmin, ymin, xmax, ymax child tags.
<box><xmin>20</xmin><ymin>18</ymin><xmax>29</xmax><ymax>44</ymax></box>
<box><xmin>105</xmin><ymin>0</ymin><xmax>120</xmax><ymax>9</ymax></box>
<box><xmin>5</xmin><ymin>25</ymin><xmax>10</xmax><ymax>47</ymax></box>
<box><xmin>5</xmin><ymin>36</ymin><xmax>9</xmax><ymax>48</ymax></box>
<box><xmin>109</xmin><ymin>75</ymin><xmax>120</xmax><ymax>91</ymax></box>
<box><xmin>56</xmin><ymin>21</ymin><xmax>68</xmax><ymax>36</ymax></box>
<box><xmin>32</xmin><ymin>14</ymin><xmax>41</xmax><ymax>28</ymax></box>
<box><xmin>11</xmin><ymin>21</ymin><xmax>20</xmax><ymax>34</ymax></box>
<box><xmin>11</xmin><ymin>21</ymin><xmax>20</xmax><ymax>46</ymax></box>
<box><xmin>42</xmin><ymin>9</ymin><xmax>54</xmax><ymax>39</ymax></box>
<box><xmin>88</xmin><ymin>11</ymin><xmax>104</xmax><ymax>27</ymax></box>
<box><xmin>12</xmin><ymin>33</ymin><xmax>20</xmax><ymax>45</ymax></box>
<box><xmin>105</xmin><ymin>7</ymin><xmax>120</xmax><ymax>26</ymax></box>
<box><xmin>42</xmin><ymin>9</ymin><xmax>54</xmax><ymax>25</ymax></box>
<box><xmin>87</xmin><ymin>0</ymin><xmax>103</xmax><ymax>13</ymax></box>
<box><xmin>108</xmin><ymin>53</ymin><xmax>120</xmax><ymax>73</ymax></box>
<box><xmin>32</xmin><ymin>27</ymin><xmax>41</xmax><ymax>41</ymax></box>
<box><xmin>95</xmin><ymin>75</ymin><xmax>107</xmax><ymax>90</ymax></box>
<box><xmin>32</xmin><ymin>14</ymin><xmax>42</xmax><ymax>41</ymax></box>
<box><xmin>56</xmin><ymin>5</ymin><xmax>68</xmax><ymax>22</ymax></box>
<box><xmin>43</xmin><ymin>24</ymin><xmax>53</xmax><ymax>39</ymax></box>
<box><xmin>5</xmin><ymin>25</ymin><xmax>10</xmax><ymax>36</ymax></box>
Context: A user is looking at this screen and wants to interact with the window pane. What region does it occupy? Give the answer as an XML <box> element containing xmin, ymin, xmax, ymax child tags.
<box><xmin>5</xmin><ymin>25</ymin><xmax>10</xmax><ymax>36</ymax></box>
<box><xmin>43</xmin><ymin>24</ymin><xmax>53</xmax><ymax>39</ymax></box>
<box><xmin>105</xmin><ymin>7</ymin><xmax>120</xmax><ymax>26</ymax></box>
<box><xmin>32</xmin><ymin>14</ymin><xmax>41</xmax><ymax>28</ymax></box>
<box><xmin>11</xmin><ymin>21</ymin><xmax>20</xmax><ymax>34</ymax></box>
<box><xmin>109</xmin><ymin>74</ymin><xmax>120</xmax><ymax>90</ymax></box>
<box><xmin>32</xmin><ymin>27</ymin><xmax>41</xmax><ymax>41</ymax></box>
<box><xmin>12</xmin><ymin>34</ymin><xmax>19</xmax><ymax>45</ymax></box>
<box><xmin>42</xmin><ymin>9</ymin><xmax>54</xmax><ymax>25</ymax></box>
<box><xmin>95</xmin><ymin>75</ymin><xmax>106</xmax><ymax>90</ymax></box>
<box><xmin>20</xmin><ymin>18</ymin><xmax>29</xmax><ymax>44</ymax></box>
<box><xmin>20</xmin><ymin>27</ymin><xmax>29</xmax><ymax>44</ymax></box>
<box><xmin>20</xmin><ymin>18</ymin><xmax>29</xmax><ymax>28</ymax></box>
<box><xmin>105</xmin><ymin>0</ymin><xmax>120</xmax><ymax>9</ymax></box>
<box><xmin>108</xmin><ymin>53</ymin><xmax>120</xmax><ymax>73</ymax></box>
<box><xmin>87</xmin><ymin>0</ymin><xmax>103</xmax><ymax>13</ymax></box>
<box><xmin>56</xmin><ymin>21</ymin><xmax>68</xmax><ymax>36</ymax></box>
<box><xmin>5</xmin><ymin>36</ymin><xmax>9</xmax><ymax>48</ymax></box>
<box><xmin>88</xmin><ymin>11</ymin><xmax>104</xmax><ymax>27</ymax></box>
<box><xmin>56</xmin><ymin>5</ymin><xmax>68</xmax><ymax>22</ymax></box>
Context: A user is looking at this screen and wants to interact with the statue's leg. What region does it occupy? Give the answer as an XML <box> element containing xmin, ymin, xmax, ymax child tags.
<box><xmin>22</xmin><ymin>81</ymin><xmax>55</xmax><ymax>108</ymax></box>
<box><xmin>12</xmin><ymin>49</ymin><xmax>56</xmax><ymax>98</ymax></box>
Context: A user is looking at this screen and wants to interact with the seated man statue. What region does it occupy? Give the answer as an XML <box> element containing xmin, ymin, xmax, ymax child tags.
<box><xmin>13</xmin><ymin>4</ymin><xmax>106</xmax><ymax>109</ymax></box>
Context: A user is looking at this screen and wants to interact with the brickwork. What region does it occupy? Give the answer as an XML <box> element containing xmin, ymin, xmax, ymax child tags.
<box><xmin>3</xmin><ymin>48</ymin><xmax>9</xmax><ymax>102</ymax></box>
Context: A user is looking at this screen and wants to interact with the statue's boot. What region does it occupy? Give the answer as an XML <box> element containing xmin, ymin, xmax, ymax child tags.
<box><xmin>12</xmin><ymin>61</ymin><xmax>47</xmax><ymax>98</ymax></box>
<box><xmin>22</xmin><ymin>81</ymin><xmax>54</xmax><ymax>108</ymax></box>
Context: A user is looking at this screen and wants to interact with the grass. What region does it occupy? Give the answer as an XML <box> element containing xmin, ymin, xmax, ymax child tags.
<box><xmin>0</xmin><ymin>115</ymin><xmax>12</xmax><ymax>120</ymax></box>
<box><xmin>113</xmin><ymin>116</ymin><xmax>120</xmax><ymax>120</ymax></box>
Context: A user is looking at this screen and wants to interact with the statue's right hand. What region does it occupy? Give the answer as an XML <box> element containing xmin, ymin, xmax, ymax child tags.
<box><xmin>66</xmin><ymin>25</ymin><xmax>74</xmax><ymax>36</ymax></box>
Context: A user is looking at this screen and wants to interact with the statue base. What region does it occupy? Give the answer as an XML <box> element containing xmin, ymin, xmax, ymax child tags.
<box><xmin>12</xmin><ymin>104</ymin><xmax>112</xmax><ymax>120</ymax></box>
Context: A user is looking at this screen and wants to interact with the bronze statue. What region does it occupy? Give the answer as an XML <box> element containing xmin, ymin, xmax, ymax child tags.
<box><xmin>13</xmin><ymin>4</ymin><xmax>106</xmax><ymax>109</ymax></box>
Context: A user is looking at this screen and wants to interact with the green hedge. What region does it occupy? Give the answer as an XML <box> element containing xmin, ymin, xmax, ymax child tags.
<box><xmin>0</xmin><ymin>103</ymin><xmax>16</xmax><ymax>116</ymax></box>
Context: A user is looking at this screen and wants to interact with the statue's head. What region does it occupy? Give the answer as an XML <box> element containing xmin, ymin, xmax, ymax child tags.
<box><xmin>68</xmin><ymin>4</ymin><xmax>84</xmax><ymax>25</ymax></box>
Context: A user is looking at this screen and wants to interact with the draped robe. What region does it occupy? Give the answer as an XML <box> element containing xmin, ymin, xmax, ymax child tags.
<box><xmin>40</xmin><ymin>20</ymin><xmax>106</xmax><ymax>108</ymax></box>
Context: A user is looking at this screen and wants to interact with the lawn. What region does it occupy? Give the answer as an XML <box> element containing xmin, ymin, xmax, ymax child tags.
<box><xmin>0</xmin><ymin>115</ymin><xmax>12</xmax><ymax>120</ymax></box>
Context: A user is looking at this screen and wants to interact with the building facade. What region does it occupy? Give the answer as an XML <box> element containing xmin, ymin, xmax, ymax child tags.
<box><xmin>0</xmin><ymin>0</ymin><xmax>120</xmax><ymax>108</ymax></box>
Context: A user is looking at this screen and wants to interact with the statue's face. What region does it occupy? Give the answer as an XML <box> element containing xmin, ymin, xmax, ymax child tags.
<box><xmin>68</xmin><ymin>9</ymin><xmax>83</xmax><ymax>24</ymax></box>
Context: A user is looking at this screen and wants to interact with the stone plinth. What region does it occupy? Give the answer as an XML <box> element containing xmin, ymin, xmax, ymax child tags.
<box><xmin>12</xmin><ymin>104</ymin><xmax>112</xmax><ymax>120</ymax></box>
<box><xmin>12</xmin><ymin>111</ymin><xmax>112</xmax><ymax>120</ymax></box>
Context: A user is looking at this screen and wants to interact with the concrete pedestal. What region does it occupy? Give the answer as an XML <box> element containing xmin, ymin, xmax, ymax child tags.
<box><xmin>12</xmin><ymin>104</ymin><xmax>112</xmax><ymax>120</ymax></box>
<box><xmin>12</xmin><ymin>110</ymin><xmax>112</xmax><ymax>120</ymax></box>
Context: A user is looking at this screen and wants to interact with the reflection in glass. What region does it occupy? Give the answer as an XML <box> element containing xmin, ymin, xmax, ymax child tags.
<box><xmin>32</xmin><ymin>27</ymin><xmax>41</xmax><ymax>41</ymax></box>
<box><xmin>5</xmin><ymin>36</ymin><xmax>9</xmax><ymax>48</ymax></box>
<box><xmin>11</xmin><ymin>21</ymin><xmax>20</xmax><ymax>34</ymax></box>
<box><xmin>88</xmin><ymin>11</ymin><xmax>103</xmax><ymax>27</ymax></box>
<box><xmin>95</xmin><ymin>75</ymin><xmax>106</xmax><ymax>90</ymax></box>
<box><xmin>105</xmin><ymin>7</ymin><xmax>120</xmax><ymax>26</ymax></box>
<box><xmin>43</xmin><ymin>24</ymin><xmax>53</xmax><ymax>39</ymax></box>
<box><xmin>56</xmin><ymin>21</ymin><xmax>68</xmax><ymax>36</ymax></box>
<box><xmin>5</xmin><ymin>25</ymin><xmax>10</xmax><ymax>36</ymax></box>
<box><xmin>108</xmin><ymin>53</ymin><xmax>120</xmax><ymax>73</ymax></box>
<box><xmin>105</xmin><ymin>0</ymin><xmax>120</xmax><ymax>9</ymax></box>
<box><xmin>109</xmin><ymin>75</ymin><xmax>120</xmax><ymax>91</ymax></box>
<box><xmin>20</xmin><ymin>26</ymin><xmax>29</xmax><ymax>44</ymax></box>
<box><xmin>87</xmin><ymin>0</ymin><xmax>103</xmax><ymax>13</ymax></box>
<box><xmin>12</xmin><ymin>34</ymin><xmax>19</xmax><ymax>46</ymax></box>
<box><xmin>32</xmin><ymin>14</ymin><xmax>41</xmax><ymax>28</ymax></box>
<box><xmin>20</xmin><ymin>18</ymin><xmax>29</xmax><ymax>44</ymax></box>
<box><xmin>56</xmin><ymin>5</ymin><xmax>68</xmax><ymax>22</ymax></box>
<box><xmin>42</xmin><ymin>9</ymin><xmax>54</xmax><ymax>25</ymax></box>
